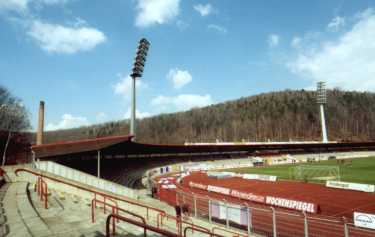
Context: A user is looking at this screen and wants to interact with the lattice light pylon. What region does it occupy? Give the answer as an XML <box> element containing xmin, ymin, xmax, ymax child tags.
<box><xmin>317</xmin><ymin>82</ymin><xmax>328</xmax><ymax>143</ymax></box>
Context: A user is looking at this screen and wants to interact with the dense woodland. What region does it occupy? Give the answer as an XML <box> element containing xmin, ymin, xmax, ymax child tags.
<box><xmin>44</xmin><ymin>89</ymin><xmax>375</xmax><ymax>144</ymax></box>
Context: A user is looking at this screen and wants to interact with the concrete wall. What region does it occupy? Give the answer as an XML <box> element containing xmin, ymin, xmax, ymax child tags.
<box><xmin>35</xmin><ymin>161</ymin><xmax>138</xmax><ymax>199</ymax></box>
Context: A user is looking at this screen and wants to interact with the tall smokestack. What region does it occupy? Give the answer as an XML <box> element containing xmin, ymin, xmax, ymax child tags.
<box><xmin>36</xmin><ymin>101</ymin><xmax>45</xmax><ymax>145</ymax></box>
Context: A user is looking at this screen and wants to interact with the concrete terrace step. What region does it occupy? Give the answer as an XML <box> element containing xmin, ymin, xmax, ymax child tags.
<box><xmin>29</xmin><ymin>186</ymin><xmax>146</xmax><ymax>237</ymax></box>
<box><xmin>2</xmin><ymin>165</ymin><xmax>256</xmax><ymax>236</ymax></box>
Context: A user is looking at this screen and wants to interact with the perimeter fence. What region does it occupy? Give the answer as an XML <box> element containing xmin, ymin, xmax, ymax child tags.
<box><xmin>175</xmin><ymin>191</ymin><xmax>375</xmax><ymax>237</ymax></box>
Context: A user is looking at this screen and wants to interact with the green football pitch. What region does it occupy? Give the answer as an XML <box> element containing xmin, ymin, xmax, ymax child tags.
<box><xmin>222</xmin><ymin>157</ymin><xmax>375</xmax><ymax>185</ymax></box>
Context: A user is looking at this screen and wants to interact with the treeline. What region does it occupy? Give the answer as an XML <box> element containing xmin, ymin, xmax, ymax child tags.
<box><xmin>44</xmin><ymin>89</ymin><xmax>375</xmax><ymax>144</ymax></box>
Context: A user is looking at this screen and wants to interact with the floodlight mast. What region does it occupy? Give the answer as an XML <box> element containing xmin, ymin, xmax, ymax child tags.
<box><xmin>130</xmin><ymin>38</ymin><xmax>150</xmax><ymax>140</ymax></box>
<box><xmin>317</xmin><ymin>81</ymin><xmax>328</xmax><ymax>143</ymax></box>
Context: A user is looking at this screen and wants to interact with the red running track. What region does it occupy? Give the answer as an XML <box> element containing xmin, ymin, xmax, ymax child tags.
<box><xmin>180</xmin><ymin>172</ymin><xmax>375</xmax><ymax>219</ymax></box>
<box><xmin>155</xmin><ymin>172</ymin><xmax>375</xmax><ymax>237</ymax></box>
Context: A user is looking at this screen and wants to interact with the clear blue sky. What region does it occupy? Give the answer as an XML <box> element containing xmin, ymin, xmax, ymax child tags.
<box><xmin>0</xmin><ymin>0</ymin><xmax>374</xmax><ymax>131</ymax></box>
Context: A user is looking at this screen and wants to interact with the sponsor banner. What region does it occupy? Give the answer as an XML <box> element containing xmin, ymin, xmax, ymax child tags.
<box><xmin>189</xmin><ymin>181</ymin><xmax>207</xmax><ymax>190</ymax></box>
<box><xmin>354</xmin><ymin>212</ymin><xmax>375</xmax><ymax>230</ymax></box>
<box><xmin>207</xmin><ymin>185</ymin><xmax>231</xmax><ymax>195</ymax></box>
<box><xmin>161</xmin><ymin>184</ymin><xmax>176</xmax><ymax>189</ymax></box>
<box><xmin>265</xmin><ymin>196</ymin><xmax>317</xmax><ymax>213</ymax></box>
<box><xmin>243</xmin><ymin>174</ymin><xmax>277</xmax><ymax>182</ymax></box>
<box><xmin>230</xmin><ymin>190</ymin><xmax>265</xmax><ymax>203</ymax></box>
<box><xmin>189</xmin><ymin>181</ymin><xmax>317</xmax><ymax>213</ymax></box>
<box><xmin>326</xmin><ymin>181</ymin><xmax>375</xmax><ymax>193</ymax></box>
<box><xmin>207</xmin><ymin>171</ymin><xmax>235</xmax><ymax>179</ymax></box>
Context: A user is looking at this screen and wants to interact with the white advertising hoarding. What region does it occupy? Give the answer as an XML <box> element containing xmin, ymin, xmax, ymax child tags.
<box><xmin>326</xmin><ymin>181</ymin><xmax>375</xmax><ymax>193</ymax></box>
<box><xmin>354</xmin><ymin>212</ymin><xmax>375</xmax><ymax>230</ymax></box>
<box><xmin>243</xmin><ymin>174</ymin><xmax>277</xmax><ymax>182</ymax></box>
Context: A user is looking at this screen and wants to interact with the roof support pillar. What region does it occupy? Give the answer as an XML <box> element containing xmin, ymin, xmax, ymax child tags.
<box><xmin>97</xmin><ymin>150</ymin><xmax>101</xmax><ymax>179</ymax></box>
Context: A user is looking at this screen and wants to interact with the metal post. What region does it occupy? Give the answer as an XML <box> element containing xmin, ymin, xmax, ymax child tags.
<box><xmin>130</xmin><ymin>76</ymin><xmax>136</xmax><ymax>139</ymax></box>
<box><xmin>225</xmin><ymin>201</ymin><xmax>229</xmax><ymax>228</ymax></box>
<box><xmin>320</xmin><ymin>104</ymin><xmax>328</xmax><ymax>143</ymax></box>
<box><xmin>343</xmin><ymin>217</ymin><xmax>349</xmax><ymax>237</ymax></box>
<box><xmin>271</xmin><ymin>207</ymin><xmax>277</xmax><ymax>237</ymax></box>
<box><xmin>32</xmin><ymin>151</ymin><xmax>36</xmax><ymax>168</ymax></box>
<box><xmin>247</xmin><ymin>206</ymin><xmax>251</xmax><ymax>236</ymax></box>
<box><xmin>97</xmin><ymin>150</ymin><xmax>101</xmax><ymax>178</ymax></box>
<box><xmin>208</xmin><ymin>198</ymin><xmax>212</xmax><ymax>223</ymax></box>
<box><xmin>303</xmin><ymin>211</ymin><xmax>309</xmax><ymax>237</ymax></box>
<box><xmin>194</xmin><ymin>195</ymin><xmax>197</xmax><ymax>217</ymax></box>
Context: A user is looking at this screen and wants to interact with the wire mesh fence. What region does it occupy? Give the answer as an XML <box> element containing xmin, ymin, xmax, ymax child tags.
<box><xmin>176</xmin><ymin>191</ymin><xmax>375</xmax><ymax>237</ymax></box>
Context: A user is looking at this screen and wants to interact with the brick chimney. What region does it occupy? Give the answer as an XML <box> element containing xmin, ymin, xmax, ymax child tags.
<box><xmin>36</xmin><ymin>101</ymin><xmax>44</xmax><ymax>145</ymax></box>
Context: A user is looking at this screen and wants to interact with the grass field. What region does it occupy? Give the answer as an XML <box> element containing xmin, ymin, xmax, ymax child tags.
<box><xmin>223</xmin><ymin>157</ymin><xmax>375</xmax><ymax>184</ymax></box>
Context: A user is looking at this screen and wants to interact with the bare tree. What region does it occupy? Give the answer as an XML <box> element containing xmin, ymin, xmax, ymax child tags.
<box><xmin>0</xmin><ymin>86</ymin><xmax>30</xmax><ymax>166</ymax></box>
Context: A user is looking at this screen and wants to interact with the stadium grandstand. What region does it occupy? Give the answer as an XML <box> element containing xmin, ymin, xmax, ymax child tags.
<box><xmin>1</xmin><ymin>133</ymin><xmax>375</xmax><ymax>236</ymax></box>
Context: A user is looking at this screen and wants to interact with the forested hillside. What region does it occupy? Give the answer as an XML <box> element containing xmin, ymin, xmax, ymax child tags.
<box><xmin>44</xmin><ymin>89</ymin><xmax>375</xmax><ymax>144</ymax></box>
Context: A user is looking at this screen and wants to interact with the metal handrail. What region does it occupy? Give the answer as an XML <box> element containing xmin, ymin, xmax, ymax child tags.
<box><xmin>183</xmin><ymin>226</ymin><xmax>225</xmax><ymax>237</ymax></box>
<box><xmin>93</xmin><ymin>198</ymin><xmax>146</xmax><ymax>235</ymax></box>
<box><xmin>94</xmin><ymin>193</ymin><xmax>118</xmax><ymax>215</ymax></box>
<box><xmin>157</xmin><ymin>212</ymin><xmax>210</xmax><ymax>236</ymax></box>
<box><xmin>92</xmin><ymin>198</ymin><xmax>145</xmax><ymax>223</ymax></box>
<box><xmin>106</xmin><ymin>213</ymin><xmax>180</xmax><ymax>237</ymax></box>
<box><xmin>212</xmin><ymin>226</ymin><xmax>247</xmax><ymax>237</ymax></box>
<box><xmin>36</xmin><ymin>176</ymin><xmax>48</xmax><ymax>209</ymax></box>
<box><xmin>15</xmin><ymin>168</ymin><xmax>166</xmax><ymax>218</ymax></box>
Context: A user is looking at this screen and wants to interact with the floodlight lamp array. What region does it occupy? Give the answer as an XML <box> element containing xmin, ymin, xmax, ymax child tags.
<box><xmin>131</xmin><ymin>38</ymin><xmax>150</xmax><ymax>78</ymax></box>
<box><xmin>317</xmin><ymin>81</ymin><xmax>327</xmax><ymax>104</ymax></box>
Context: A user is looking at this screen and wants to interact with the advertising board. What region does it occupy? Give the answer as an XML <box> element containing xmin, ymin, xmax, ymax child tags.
<box><xmin>354</xmin><ymin>212</ymin><xmax>375</xmax><ymax>230</ymax></box>
<box><xmin>327</xmin><ymin>181</ymin><xmax>375</xmax><ymax>192</ymax></box>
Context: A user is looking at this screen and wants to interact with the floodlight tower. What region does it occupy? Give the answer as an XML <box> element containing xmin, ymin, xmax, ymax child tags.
<box><xmin>130</xmin><ymin>38</ymin><xmax>150</xmax><ymax>140</ymax></box>
<box><xmin>317</xmin><ymin>81</ymin><xmax>328</xmax><ymax>143</ymax></box>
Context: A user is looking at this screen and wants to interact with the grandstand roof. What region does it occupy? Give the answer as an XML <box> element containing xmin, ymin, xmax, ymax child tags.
<box><xmin>31</xmin><ymin>134</ymin><xmax>375</xmax><ymax>160</ymax></box>
<box><xmin>32</xmin><ymin>135</ymin><xmax>133</xmax><ymax>158</ymax></box>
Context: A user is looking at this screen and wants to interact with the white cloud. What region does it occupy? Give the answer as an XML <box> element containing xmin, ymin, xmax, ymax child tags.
<box><xmin>0</xmin><ymin>0</ymin><xmax>69</xmax><ymax>13</ymax></box>
<box><xmin>287</xmin><ymin>8</ymin><xmax>375</xmax><ymax>91</ymax></box>
<box><xmin>194</xmin><ymin>3</ymin><xmax>212</xmax><ymax>17</ymax></box>
<box><xmin>291</xmin><ymin>37</ymin><xmax>301</xmax><ymax>49</ymax></box>
<box><xmin>96</xmin><ymin>112</ymin><xmax>107</xmax><ymax>122</ymax></box>
<box><xmin>124</xmin><ymin>108</ymin><xmax>151</xmax><ymax>119</ymax></box>
<box><xmin>27</xmin><ymin>20</ymin><xmax>106</xmax><ymax>54</ymax></box>
<box><xmin>113</xmin><ymin>75</ymin><xmax>147</xmax><ymax>98</ymax></box>
<box><xmin>37</xmin><ymin>0</ymin><xmax>68</xmax><ymax>5</ymax></box>
<box><xmin>268</xmin><ymin>34</ymin><xmax>280</xmax><ymax>47</ymax></box>
<box><xmin>46</xmin><ymin>114</ymin><xmax>90</xmax><ymax>131</ymax></box>
<box><xmin>0</xmin><ymin>0</ymin><xmax>29</xmax><ymax>12</ymax></box>
<box><xmin>135</xmin><ymin>0</ymin><xmax>180</xmax><ymax>28</ymax></box>
<box><xmin>151</xmin><ymin>94</ymin><xmax>213</xmax><ymax>112</ymax></box>
<box><xmin>207</xmin><ymin>24</ymin><xmax>227</xmax><ymax>34</ymax></box>
<box><xmin>327</xmin><ymin>16</ymin><xmax>345</xmax><ymax>32</ymax></box>
<box><xmin>167</xmin><ymin>68</ymin><xmax>192</xmax><ymax>89</ymax></box>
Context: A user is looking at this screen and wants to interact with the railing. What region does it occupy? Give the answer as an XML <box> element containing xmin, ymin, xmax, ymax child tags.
<box><xmin>92</xmin><ymin>198</ymin><xmax>147</xmax><ymax>236</ymax></box>
<box><xmin>175</xmin><ymin>190</ymin><xmax>375</xmax><ymax>237</ymax></box>
<box><xmin>183</xmin><ymin>226</ymin><xmax>225</xmax><ymax>237</ymax></box>
<box><xmin>212</xmin><ymin>226</ymin><xmax>247</xmax><ymax>237</ymax></box>
<box><xmin>35</xmin><ymin>176</ymin><xmax>48</xmax><ymax>209</ymax></box>
<box><xmin>93</xmin><ymin>193</ymin><xmax>119</xmax><ymax>216</ymax></box>
<box><xmin>157</xmin><ymin>212</ymin><xmax>210</xmax><ymax>236</ymax></box>
<box><xmin>106</xmin><ymin>213</ymin><xmax>180</xmax><ymax>237</ymax></box>
<box><xmin>15</xmin><ymin>168</ymin><xmax>166</xmax><ymax>220</ymax></box>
